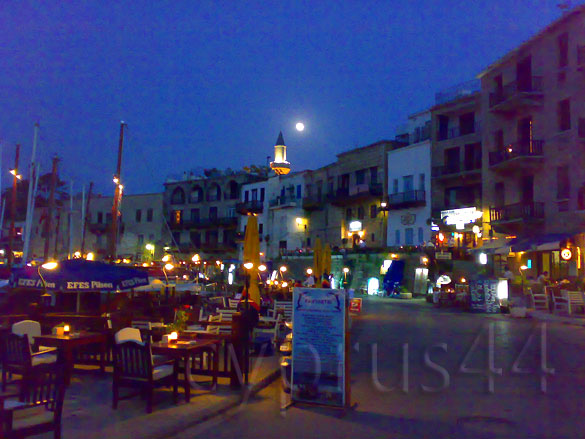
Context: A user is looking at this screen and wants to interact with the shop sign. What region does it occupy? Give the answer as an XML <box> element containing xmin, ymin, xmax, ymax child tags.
<box><xmin>561</xmin><ymin>248</ymin><xmax>572</xmax><ymax>261</ymax></box>
<box><xmin>401</xmin><ymin>213</ymin><xmax>416</xmax><ymax>225</ymax></box>
<box><xmin>440</xmin><ymin>207</ymin><xmax>482</xmax><ymax>230</ymax></box>
<box><xmin>435</xmin><ymin>251</ymin><xmax>452</xmax><ymax>260</ymax></box>
<box><xmin>349</xmin><ymin>298</ymin><xmax>362</xmax><ymax>313</ymax></box>
<box><xmin>348</xmin><ymin>221</ymin><xmax>362</xmax><ymax>232</ymax></box>
<box><xmin>292</xmin><ymin>288</ymin><xmax>346</xmax><ymax>407</ymax></box>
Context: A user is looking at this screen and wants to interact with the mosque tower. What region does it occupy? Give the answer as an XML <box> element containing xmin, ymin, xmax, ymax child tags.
<box><xmin>269</xmin><ymin>131</ymin><xmax>291</xmax><ymax>175</ymax></box>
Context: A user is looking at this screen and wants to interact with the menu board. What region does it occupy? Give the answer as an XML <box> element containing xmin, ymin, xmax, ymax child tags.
<box><xmin>292</xmin><ymin>288</ymin><xmax>346</xmax><ymax>407</ymax></box>
<box><xmin>349</xmin><ymin>298</ymin><xmax>362</xmax><ymax>313</ymax></box>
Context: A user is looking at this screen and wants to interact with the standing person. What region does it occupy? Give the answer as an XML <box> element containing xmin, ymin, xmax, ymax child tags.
<box><xmin>321</xmin><ymin>272</ymin><xmax>331</xmax><ymax>288</ymax></box>
<box><xmin>303</xmin><ymin>273</ymin><xmax>315</xmax><ymax>287</ymax></box>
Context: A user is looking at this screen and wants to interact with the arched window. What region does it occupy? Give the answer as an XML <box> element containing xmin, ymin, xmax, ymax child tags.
<box><xmin>170</xmin><ymin>187</ymin><xmax>185</xmax><ymax>205</ymax></box>
<box><xmin>357</xmin><ymin>206</ymin><xmax>365</xmax><ymax>220</ymax></box>
<box><xmin>228</xmin><ymin>180</ymin><xmax>239</xmax><ymax>200</ymax></box>
<box><xmin>208</xmin><ymin>183</ymin><xmax>221</xmax><ymax>202</ymax></box>
<box><xmin>190</xmin><ymin>186</ymin><xmax>203</xmax><ymax>203</ymax></box>
<box><xmin>418</xmin><ymin>227</ymin><xmax>424</xmax><ymax>244</ymax></box>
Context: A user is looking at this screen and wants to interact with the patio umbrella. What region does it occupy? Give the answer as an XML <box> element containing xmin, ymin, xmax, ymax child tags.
<box><xmin>313</xmin><ymin>237</ymin><xmax>322</xmax><ymax>280</ymax></box>
<box><xmin>321</xmin><ymin>243</ymin><xmax>332</xmax><ymax>276</ymax></box>
<box><xmin>243</xmin><ymin>214</ymin><xmax>261</xmax><ymax>305</ymax></box>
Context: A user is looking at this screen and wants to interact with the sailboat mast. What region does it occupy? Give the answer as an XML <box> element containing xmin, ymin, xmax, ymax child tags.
<box><xmin>23</xmin><ymin>122</ymin><xmax>39</xmax><ymax>262</ymax></box>
<box><xmin>109</xmin><ymin>121</ymin><xmax>126</xmax><ymax>261</ymax></box>
<box><xmin>8</xmin><ymin>144</ymin><xmax>20</xmax><ymax>266</ymax></box>
<box><xmin>43</xmin><ymin>156</ymin><xmax>59</xmax><ymax>261</ymax></box>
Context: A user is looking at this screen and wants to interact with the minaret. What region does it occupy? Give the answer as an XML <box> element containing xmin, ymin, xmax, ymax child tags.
<box><xmin>270</xmin><ymin>131</ymin><xmax>291</xmax><ymax>175</ymax></box>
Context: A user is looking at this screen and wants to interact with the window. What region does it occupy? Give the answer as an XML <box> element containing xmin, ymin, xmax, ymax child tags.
<box><xmin>171</xmin><ymin>187</ymin><xmax>185</xmax><ymax>204</ymax></box>
<box><xmin>97</xmin><ymin>212</ymin><xmax>103</xmax><ymax>224</ymax></box>
<box><xmin>106</xmin><ymin>213</ymin><xmax>112</xmax><ymax>224</ymax></box>
<box><xmin>260</xmin><ymin>188</ymin><xmax>265</xmax><ymax>202</ymax></box>
<box><xmin>279</xmin><ymin>240</ymin><xmax>287</xmax><ymax>250</ymax></box>
<box><xmin>403</xmin><ymin>175</ymin><xmax>414</xmax><ymax>192</ymax></box>
<box><xmin>345</xmin><ymin>208</ymin><xmax>352</xmax><ymax>221</ymax></box>
<box><xmin>357</xmin><ymin>206</ymin><xmax>365</xmax><ymax>220</ymax></box>
<box><xmin>558</xmin><ymin>32</ymin><xmax>569</xmax><ymax>68</ymax></box>
<box><xmin>327</xmin><ymin>178</ymin><xmax>334</xmax><ymax>194</ymax></box>
<box><xmin>557</xmin><ymin>165</ymin><xmax>570</xmax><ymax>199</ymax></box>
<box><xmin>228</xmin><ymin>181</ymin><xmax>238</xmax><ymax>200</ymax></box>
<box><xmin>173</xmin><ymin>210</ymin><xmax>182</xmax><ymax>225</ymax></box>
<box><xmin>190</xmin><ymin>231</ymin><xmax>201</xmax><ymax>247</ymax></box>
<box><xmin>190</xmin><ymin>208</ymin><xmax>200</xmax><ymax>222</ymax></box>
<box><xmin>172</xmin><ymin>232</ymin><xmax>181</xmax><ymax>245</ymax></box>
<box><xmin>209</xmin><ymin>206</ymin><xmax>218</xmax><ymax>220</ymax></box>
<box><xmin>370</xmin><ymin>205</ymin><xmax>377</xmax><ymax>218</ymax></box>
<box><xmin>251</xmin><ymin>189</ymin><xmax>258</xmax><ymax>201</ymax></box>
<box><xmin>306</xmin><ymin>237</ymin><xmax>311</xmax><ymax>247</ymax></box>
<box><xmin>395</xmin><ymin>230</ymin><xmax>400</xmax><ymax>245</ymax></box>
<box><xmin>459</xmin><ymin>112</ymin><xmax>475</xmax><ymax>135</ymax></box>
<box><xmin>244</xmin><ymin>190</ymin><xmax>249</xmax><ymax>202</ymax></box>
<box><xmin>259</xmin><ymin>224</ymin><xmax>263</xmax><ymax>235</ymax></box>
<box><xmin>137</xmin><ymin>234</ymin><xmax>144</xmax><ymax>245</ymax></box>
<box><xmin>356</xmin><ymin>169</ymin><xmax>366</xmax><ymax>185</ymax></box>
<box><xmin>135</xmin><ymin>209</ymin><xmax>142</xmax><ymax>223</ymax></box>
<box><xmin>405</xmin><ymin>228</ymin><xmax>414</xmax><ymax>245</ymax></box>
<box><xmin>296</xmin><ymin>185</ymin><xmax>302</xmax><ymax>199</ymax></box>
<box><xmin>226</xmin><ymin>207</ymin><xmax>236</xmax><ymax>217</ymax></box>
<box><xmin>370</xmin><ymin>167</ymin><xmax>378</xmax><ymax>185</ymax></box>
<box><xmin>147</xmin><ymin>208</ymin><xmax>153</xmax><ymax>222</ymax></box>
<box><xmin>393</xmin><ymin>179</ymin><xmax>398</xmax><ymax>194</ymax></box>
<box><xmin>558</xmin><ymin>99</ymin><xmax>571</xmax><ymax>131</ymax></box>
<box><xmin>148</xmin><ymin>234</ymin><xmax>154</xmax><ymax>241</ymax></box>
<box><xmin>190</xmin><ymin>186</ymin><xmax>203</xmax><ymax>203</ymax></box>
<box><xmin>419</xmin><ymin>174</ymin><xmax>425</xmax><ymax>191</ymax></box>
<box><xmin>418</xmin><ymin>227</ymin><xmax>424</xmax><ymax>244</ymax></box>
<box><xmin>371</xmin><ymin>233</ymin><xmax>375</xmax><ymax>243</ymax></box>
<box><xmin>495</xmin><ymin>182</ymin><xmax>505</xmax><ymax>207</ymax></box>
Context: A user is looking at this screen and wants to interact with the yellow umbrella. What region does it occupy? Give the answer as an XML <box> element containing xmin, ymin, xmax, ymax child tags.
<box><xmin>243</xmin><ymin>214</ymin><xmax>261</xmax><ymax>304</ymax></box>
<box><xmin>321</xmin><ymin>243</ymin><xmax>332</xmax><ymax>276</ymax></box>
<box><xmin>313</xmin><ymin>237</ymin><xmax>322</xmax><ymax>280</ymax></box>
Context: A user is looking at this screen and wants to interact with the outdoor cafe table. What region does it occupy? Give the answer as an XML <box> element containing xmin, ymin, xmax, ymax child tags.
<box><xmin>151</xmin><ymin>338</ymin><xmax>220</xmax><ymax>403</ymax></box>
<box><xmin>34</xmin><ymin>332</ymin><xmax>107</xmax><ymax>385</ymax></box>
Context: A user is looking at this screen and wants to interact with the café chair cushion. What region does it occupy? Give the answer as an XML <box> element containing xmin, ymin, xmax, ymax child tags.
<box><xmin>31</xmin><ymin>353</ymin><xmax>58</xmax><ymax>366</ymax></box>
<box><xmin>152</xmin><ymin>364</ymin><xmax>174</xmax><ymax>380</ymax></box>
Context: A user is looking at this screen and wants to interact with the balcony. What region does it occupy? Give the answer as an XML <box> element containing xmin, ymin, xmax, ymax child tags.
<box><xmin>384</xmin><ymin>190</ymin><xmax>426</xmax><ymax>210</ymax></box>
<box><xmin>302</xmin><ymin>195</ymin><xmax>325</xmax><ymax>211</ymax></box>
<box><xmin>489</xmin><ymin>77</ymin><xmax>544</xmax><ymax>113</ymax></box>
<box><xmin>170</xmin><ymin>217</ymin><xmax>238</xmax><ymax>229</ymax></box>
<box><xmin>331</xmin><ymin>183</ymin><xmax>383</xmax><ymax>206</ymax></box>
<box><xmin>269</xmin><ymin>196</ymin><xmax>299</xmax><ymax>209</ymax></box>
<box><xmin>488</xmin><ymin>140</ymin><xmax>544</xmax><ymax>171</ymax></box>
<box><xmin>490</xmin><ymin>202</ymin><xmax>544</xmax><ymax>227</ymax></box>
<box><xmin>432</xmin><ymin>161</ymin><xmax>482</xmax><ymax>180</ymax></box>
<box><xmin>236</xmin><ymin>200</ymin><xmax>264</xmax><ymax>215</ymax></box>
<box><xmin>436</xmin><ymin>122</ymin><xmax>481</xmax><ymax>142</ymax></box>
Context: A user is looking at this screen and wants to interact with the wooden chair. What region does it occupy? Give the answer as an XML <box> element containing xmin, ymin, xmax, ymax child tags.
<box><xmin>530</xmin><ymin>284</ymin><xmax>549</xmax><ymax>311</ymax></box>
<box><xmin>268</xmin><ymin>300</ymin><xmax>293</xmax><ymax>322</ymax></box>
<box><xmin>112</xmin><ymin>340</ymin><xmax>178</xmax><ymax>413</ymax></box>
<box><xmin>11</xmin><ymin>321</ymin><xmax>56</xmax><ymax>354</ymax></box>
<box><xmin>131</xmin><ymin>321</ymin><xmax>153</xmax><ymax>343</ymax></box>
<box><xmin>0</xmin><ymin>363</ymin><xmax>66</xmax><ymax>439</ymax></box>
<box><xmin>115</xmin><ymin>328</ymin><xmax>142</xmax><ymax>344</ymax></box>
<box><xmin>1</xmin><ymin>333</ymin><xmax>57</xmax><ymax>392</ymax></box>
<box><xmin>206</xmin><ymin>315</ymin><xmax>222</xmax><ymax>335</ymax></box>
<box><xmin>554</xmin><ymin>290</ymin><xmax>585</xmax><ymax>315</ymax></box>
<box><xmin>228</xmin><ymin>298</ymin><xmax>239</xmax><ymax>309</ymax></box>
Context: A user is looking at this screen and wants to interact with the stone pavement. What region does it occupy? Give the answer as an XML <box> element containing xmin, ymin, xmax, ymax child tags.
<box><xmin>9</xmin><ymin>352</ymin><xmax>279</xmax><ymax>439</ymax></box>
<box><xmin>525</xmin><ymin>309</ymin><xmax>585</xmax><ymax>327</ymax></box>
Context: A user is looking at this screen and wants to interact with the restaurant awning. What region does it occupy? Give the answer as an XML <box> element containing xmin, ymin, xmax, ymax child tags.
<box><xmin>471</xmin><ymin>239</ymin><xmax>511</xmax><ymax>255</ymax></box>
<box><xmin>509</xmin><ymin>233</ymin><xmax>572</xmax><ymax>253</ymax></box>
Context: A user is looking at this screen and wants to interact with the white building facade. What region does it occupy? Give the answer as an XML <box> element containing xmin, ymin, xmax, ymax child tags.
<box><xmin>386</xmin><ymin>111</ymin><xmax>432</xmax><ymax>247</ymax></box>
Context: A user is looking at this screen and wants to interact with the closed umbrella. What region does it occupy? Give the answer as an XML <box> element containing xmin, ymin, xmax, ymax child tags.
<box><xmin>242</xmin><ymin>214</ymin><xmax>261</xmax><ymax>305</ymax></box>
<box><xmin>313</xmin><ymin>237</ymin><xmax>322</xmax><ymax>280</ymax></box>
<box><xmin>322</xmin><ymin>243</ymin><xmax>332</xmax><ymax>276</ymax></box>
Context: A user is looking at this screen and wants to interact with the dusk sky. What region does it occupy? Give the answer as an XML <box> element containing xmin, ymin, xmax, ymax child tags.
<box><xmin>0</xmin><ymin>1</ymin><xmax>567</xmax><ymax>196</ymax></box>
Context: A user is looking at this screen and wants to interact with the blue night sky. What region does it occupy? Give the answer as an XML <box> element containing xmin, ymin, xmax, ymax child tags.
<box><xmin>0</xmin><ymin>1</ymin><xmax>568</xmax><ymax>196</ymax></box>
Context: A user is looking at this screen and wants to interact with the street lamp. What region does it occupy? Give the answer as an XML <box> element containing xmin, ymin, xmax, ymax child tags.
<box><xmin>39</xmin><ymin>261</ymin><xmax>58</xmax><ymax>307</ymax></box>
<box><xmin>258</xmin><ymin>264</ymin><xmax>267</xmax><ymax>272</ymax></box>
<box><xmin>86</xmin><ymin>252</ymin><xmax>95</xmax><ymax>261</ymax></box>
<box><xmin>519</xmin><ymin>265</ymin><xmax>528</xmax><ymax>296</ymax></box>
<box><xmin>162</xmin><ymin>254</ymin><xmax>171</xmax><ymax>263</ymax></box>
<box><xmin>163</xmin><ymin>263</ymin><xmax>174</xmax><ymax>285</ymax></box>
<box><xmin>306</xmin><ymin>268</ymin><xmax>313</xmax><ymax>275</ymax></box>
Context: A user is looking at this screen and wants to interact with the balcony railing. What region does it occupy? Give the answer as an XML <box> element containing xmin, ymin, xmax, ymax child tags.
<box><xmin>236</xmin><ymin>200</ymin><xmax>264</xmax><ymax>215</ymax></box>
<box><xmin>490</xmin><ymin>202</ymin><xmax>544</xmax><ymax>223</ymax></box>
<box><xmin>489</xmin><ymin>140</ymin><xmax>544</xmax><ymax>167</ymax></box>
<box><xmin>386</xmin><ymin>190</ymin><xmax>426</xmax><ymax>209</ymax></box>
<box><xmin>302</xmin><ymin>194</ymin><xmax>324</xmax><ymax>210</ymax></box>
<box><xmin>437</xmin><ymin>122</ymin><xmax>481</xmax><ymax>141</ymax></box>
<box><xmin>269</xmin><ymin>196</ymin><xmax>298</xmax><ymax>208</ymax></box>
<box><xmin>432</xmin><ymin>161</ymin><xmax>481</xmax><ymax>178</ymax></box>
<box><xmin>489</xmin><ymin>76</ymin><xmax>543</xmax><ymax>108</ymax></box>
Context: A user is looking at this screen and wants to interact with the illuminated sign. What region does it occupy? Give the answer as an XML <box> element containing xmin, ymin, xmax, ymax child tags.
<box><xmin>561</xmin><ymin>248</ymin><xmax>572</xmax><ymax>261</ymax></box>
<box><xmin>440</xmin><ymin>207</ymin><xmax>483</xmax><ymax>230</ymax></box>
<box><xmin>348</xmin><ymin>221</ymin><xmax>362</xmax><ymax>232</ymax></box>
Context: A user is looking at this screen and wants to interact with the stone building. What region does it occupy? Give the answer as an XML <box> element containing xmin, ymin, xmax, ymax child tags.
<box><xmin>164</xmin><ymin>169</ymin><xmax>266</xmax><ymax>259</ymax></box>
<box><xmin>477</xmin><ymin>5</ymin><xmax>585</xmax><ymax>277</ymax></box>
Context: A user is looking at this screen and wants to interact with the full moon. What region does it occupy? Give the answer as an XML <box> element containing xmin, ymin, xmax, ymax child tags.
<box><xmin>295</xmin><ymin>122</ymin><xmax>305</xmax><ymax>132</ymax></box>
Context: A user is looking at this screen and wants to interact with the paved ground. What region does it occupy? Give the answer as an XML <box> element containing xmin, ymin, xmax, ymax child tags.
<box><xmin>175</xmin><ymin>297</ymin><xmax>585</xmax><ymax>439</ymax></box>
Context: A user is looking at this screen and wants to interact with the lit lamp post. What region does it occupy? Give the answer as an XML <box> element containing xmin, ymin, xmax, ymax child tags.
<box><xmin>343</xmin><ymin>267</ymin><xmax>350</xmax><ymax>289</ymax></box>
<box><xmin>279</xmin><ymin>265</ymin><xmax>287</xmax><ymax>280</ymax></box>
<box><xmin>145</xmin><ymin>243</ymin><xmax>155</xmax><ymax>261</ymax></box>
<box><xmin>38</xmin><ymin>261</ymin><xmax>58</xmax><ymax>307</ymax></box>
<box><xmin>163</xmin><ymin>263</ymin><xmax>174</xmax><ymax>285</ymax></box>
<box><xmin>519</xmin><ymin>265</ymin><xmax>528</xmax><ymax>298</ymax></box>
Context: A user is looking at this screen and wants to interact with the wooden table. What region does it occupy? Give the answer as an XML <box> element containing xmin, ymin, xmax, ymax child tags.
<box><xmin>151</xmin><ymin>338</ymin><xmax>220</xmax><ymax>403</ymax></box>
<box><xmin>34</xmin><ymin>332</ymin><xmax>107</xmax><ymax>385</ymax></box>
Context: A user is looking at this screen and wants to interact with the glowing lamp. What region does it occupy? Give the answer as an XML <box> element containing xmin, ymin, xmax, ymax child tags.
<box><xmin>282</xmin><ymin>281</ymin><xmax>288</xmax><ymax>288</ymax></box>
<box><xmin>164</xmin><ymin>263</ymin><xmax>174</xmax><ymax>271</ymax></box>
<box><xmin>162</xmin><ymin>255</ymin><xmax>171</xmax><ymax>262</ymax></box>
<box><xmin>280</xmin><ymin>266</ymin><xmax>287</xmax><ymax>272</ymax></box>
<box><xmin>86</xmin><ymin>252</ymin><xmax>95</xmax><ymax>261</ymax></box>
<box><xmin>42</xmin><ymin>261</ymin><xmax>58</xmax><ymax>270</ymax></box>
<box><xmin>258</xmin><ymin>264</ymin><xmax>267</xmax><ymax>272</ymax></box>
<box><xmin>243</xmin><ymin>262</ymin><xmax>254</xmax><ymax>270</ymax></box>
<box><xmin>63</xmin><ymin>325</ymin><xmax>70</xmax><ymax>334</ymax></box>
<box><xmin>343</xmin><ymin>267</ymin><xmax>350</xmax><ymax>274</ymax></box>
<box><xmin>520</xmin><ymin>265</ymin><xmax>528</xmax><ymax>271</ymax></box>
<box><xmin>306</xmin><ymin>268</ymin><xmax>313</xmax><ymax>275</ymax></box>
